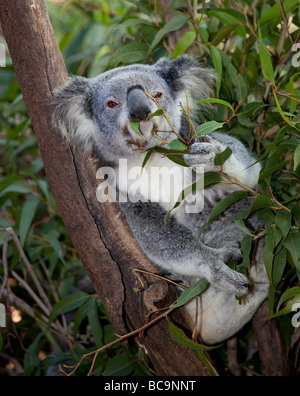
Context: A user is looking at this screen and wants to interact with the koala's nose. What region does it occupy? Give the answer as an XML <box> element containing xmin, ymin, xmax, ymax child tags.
<box><xmin>127</xmin><ymin>88</ymin><xmax>151</xmax><ymax>122</ymax></box>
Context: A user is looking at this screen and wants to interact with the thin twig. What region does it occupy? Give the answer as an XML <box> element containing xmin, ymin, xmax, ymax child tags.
<box><xmin>278</xmin><ymin>0</ymin><xmax>294</xmax><ymax>45</ymax></box>
<box><xmin>0</xmin><ymin>231</ymin><xmax>9</xmax><ymax>300</ymax></box>
<box><xmin>133</xmin><ymin>268</ymin><xmax>187</xmax><ymax>291</ymax></box>
<box><xmin>276</xmin><ymin>91</ymin><xmax>300</xmax><ymax>103</ymax></box>
<box><xmin>144</xmin><ymin>92</ymin><xmax>187</xmax><ymax>144</ymax></box>
<box><xmin>11</xmin><ymin>270</ymin><xmax>50</xmax><ymax>317</ymax></box>
<box><xmin>221</xmin><ymin>174</ymin><xmax>292</xmax><ymax>213</ymax></box>
<box><xmin>61</xmin><ymin>307</ymin><xmax>174</xmax><ymax>376</ymax></box>
<box><xmin>0</xmin><ymin>227</ymin><xmax>52</xmax><ymax>312</ymax></box>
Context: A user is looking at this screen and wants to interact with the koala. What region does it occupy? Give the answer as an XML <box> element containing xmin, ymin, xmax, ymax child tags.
<box><xmin>53</xmin><ymin>55</ymin><xmax>269</xmax><ymax>345</ymax></box>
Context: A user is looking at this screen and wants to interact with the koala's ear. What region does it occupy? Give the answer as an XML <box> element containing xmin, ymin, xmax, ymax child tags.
<box><xmin>52</xmin><ymin>76</ymin><xmax>96</xmax><ymax>152</ymax></box>
<box><xmin>154</xmin><ymin>55</ymin><xmax>216</xmax><ymax>103</ymax></box>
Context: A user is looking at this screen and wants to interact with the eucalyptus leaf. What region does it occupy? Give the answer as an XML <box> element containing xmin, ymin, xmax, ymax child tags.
<box><xmin>168</xmin><ymin>322</ymin><xmax>220</xmax><ymax>351</ymax></box>
<box><xmin>258</xmin><ymin>25</ymin><xmax>275</xmax><ymax>84</ymax></box>
<box><xmin>196</xmin><ymin>121</ymin><xmax>224</xmax><ymax>137</ymax></box>
<box><xmin>150</xmin><ymin>14</ymin><xmax>189</xmax><ymax>52</ymax></box>
<box><xmin>214</xmin><ymin>147</ymin><xmax>232</xmax><ymax>166</ymax></box>
<box><xmin>173</xmin><ymin>31</ymin><xmax>196</xmax><ymax>58</ymax></box>
<box><xmin>170</xmin><ymin>279</ymin><xmax>209</xmax><ymax>309</ymax></box>
<box><xmin>49</xmin><ymin>292</ymin><xmax>91</xmax><ymax>324</ymax></box>
<box><xmin>19</xmin><ymin>194</ymin><xmax>40</xmax><ymax>247</ymax></box>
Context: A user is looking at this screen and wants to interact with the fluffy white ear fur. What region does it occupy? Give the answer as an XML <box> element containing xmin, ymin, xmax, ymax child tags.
<box><xmin>182</xmin><ymin>66</ymin><xmax>216</xmax><ymax>104</ymax></box>
<box><xmin>52</xmin><ymin>77</ymin><xmax>97</xmax><ymax>152</ymax></box>
<box><xmin>155</xmin><ymin>55</ymin><xmax>216</xmax><ymax>115</ymax></box>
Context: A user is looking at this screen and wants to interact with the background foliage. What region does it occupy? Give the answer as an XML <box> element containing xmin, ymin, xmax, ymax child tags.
<box><xmin>0</xmin><ymin>0</ymin><xmax>299</xmax><ymax>376</ymax></box>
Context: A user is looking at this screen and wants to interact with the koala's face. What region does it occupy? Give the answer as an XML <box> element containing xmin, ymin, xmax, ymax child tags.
<box><xmin>89</xmin><ymin>66</ymin><xmax>180</xmax><ymax>162</ymax></box>
<box><xmin>53</xmin><ymin>55</ymin><xmax>215</xmax><ymax>164</ymax></box>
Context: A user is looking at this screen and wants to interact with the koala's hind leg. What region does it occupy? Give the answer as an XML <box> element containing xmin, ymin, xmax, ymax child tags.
<box><xmin>184</xmin><ymin>242</ymin><xmax>269</xmax><ymax>344</ymax></box>
<box><xmin>120</xmin><ymin>202</ymin><xmax>250</xmax><ymax>297</ymax></box>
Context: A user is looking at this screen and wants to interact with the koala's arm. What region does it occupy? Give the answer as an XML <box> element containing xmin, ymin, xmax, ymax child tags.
<box><xmin>184</xmin><ymin>133</ymin><xmax>261</xmax><ymax>188</ymax></box>
<box><xmin>120</xmin><ymin>201</ymin><xmax>249</xmax><ymax>296</ymax></box>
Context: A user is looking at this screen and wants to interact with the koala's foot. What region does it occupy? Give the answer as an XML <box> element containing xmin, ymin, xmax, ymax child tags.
<box><xmin>206</xmin><ymin>242</ymin><xmax>249</xmax><ymax>297</ymax></box>
<box><xmin>184</xmin><ymin>137</ymin><xmax>224</xmax><ymax>172</ymax></box>
<box><xmin>221</xmin><ymin>241</ymin><xmax>243</xmax><ymax>264</ymax></box>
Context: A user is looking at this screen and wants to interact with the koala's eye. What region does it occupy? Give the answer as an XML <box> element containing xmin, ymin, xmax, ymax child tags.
<box><xmin>107</xmin><ymin>101</ymin><xmax>119</xmax><ymax>109</ymax></box>
<box><xmin>154</xmin><ymin>92</ymin><xmax>163</xmax><ymax>99</ymax></box>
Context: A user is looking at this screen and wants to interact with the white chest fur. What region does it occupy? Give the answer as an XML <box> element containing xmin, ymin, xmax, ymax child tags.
<box><xmin>116</xmin><ymin>154</ymin><xmax>205</xmax><ymax>214</ymax></box>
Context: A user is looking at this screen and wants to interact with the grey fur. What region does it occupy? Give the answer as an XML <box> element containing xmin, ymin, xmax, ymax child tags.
<box><xmin>53</xmin><ymin>55</ymin><xmax>269</xmax><ymax>344</ymax></box>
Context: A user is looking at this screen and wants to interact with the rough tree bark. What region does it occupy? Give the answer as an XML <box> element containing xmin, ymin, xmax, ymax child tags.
<box><xmin>252</xmin><ymin>301</ymin><xmax>291</xmax><ymax>376</ymax></box>
<box><xmin>0</xmin><ymin>0</ymin><xmax>292</xmax><ymax>377</ymax></box>
<box><xmin>0</xmin><ymin>0</ymin><xmax>212</xmax><ymax>376</ymax></box>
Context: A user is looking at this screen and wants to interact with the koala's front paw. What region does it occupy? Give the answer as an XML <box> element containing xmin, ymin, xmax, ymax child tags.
<box><xmin>184</xmin><ymin>137</ymin><xmax>224</xmax><ymax>172</ymax></box>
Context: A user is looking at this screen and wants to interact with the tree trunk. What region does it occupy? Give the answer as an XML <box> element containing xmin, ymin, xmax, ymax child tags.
<box><xmin>0</xmin><ymin>0</ymin><xmax>213</xmax><ymax>376</ymax></box>
<box><xmin>252</xmin><ymin>301</ymin><xmax>292</xmax><ymax>376</ymax></box>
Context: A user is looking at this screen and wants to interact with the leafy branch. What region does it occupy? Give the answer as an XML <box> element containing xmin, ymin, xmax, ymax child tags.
<box><xmin>59</xmin><ymin>276</ymin><xmax>213</xmax><ymax>377</ymax></box>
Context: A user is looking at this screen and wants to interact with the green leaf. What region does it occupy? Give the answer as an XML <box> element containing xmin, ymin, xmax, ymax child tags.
<box><xmin>258</xmin><ymin>158</ymin><xmax>291</xmax><ymax>184</ymax></box>
<box><xmin>173</xmin><ymin>31</ymin><xmax>196</xmax><ymax>58</ymax></box>
<box><xmin>274</xmin><ymin>211</ymin><xmax>292</xmax><ymax>241</ymax></box>
<box><xmin>130</xmin><ymin>121</ymin><xmax>143</xmax><ymax>137</ymax></box>
<box><xmin>277</xmin><ymin>287</ymin><xmax>300</xmax><ymax>312</ymax></box>
<box><xmin>196</xmin><ymin>121</ymin><xmax>224</xmax><ymax>137</ymax></box>
<box><xmin>214</xmin><ymin>146</ymin><xmax>233</xmax><ymax>166</ymax></box>
<box><xmin>206</xmin><ymin>9</ymin><xmax>246</xmax><ymax>37</ymax></box>
<box><xmin>19</xmin><ymin>194</ymin><xmax>40</xmax><ymax>247</ymax></box>
<box><xmin>119</xmin><ymin>18</ymin><xmax>153</xmax><ymax>28</ymax></box>
<box><xmin>211</xmin><ymin>24</ymin><xmax>240</xmax><ymax>46</ymax></box>
<box><xmin>264</xmin><ymin>224</ymin><xmax>277</xmax><ymax>285</ymax></box>
<box><xmin>0</xmin><ymin>181</ymin><xmax>31</xmax><ymax>197</ymax></box>
<box><xmin>49</xmin><ymin>292</ymin><xmax>90</xmax><ymax>324</ymax></box>
<box><xmin>168</xmin><ymin>139</ymin><xmax>187</xmax><ymax>151</ymax></box>
<box><xmin>165</xmin><ymin>154</ymin><xmax>189</xmax><ymax>167</ymax></box>
<box><xmin>164</xmin><ymin>175</ymin><xmax>204</xmax><ymax>224</ymax></box>
<box><xmin>42</xmin><ymin>230</ymin><xmax>65</xmax><ymax>264</ymax></box>
<box><xmin>112</xmin><ymin>42</ymin><xmax>148</xmax><ymax>64</ymax></box>
<box><xmin>154</xmin><ymin>147</ymin><xmax>189</xmax><ymax>168</ymax></box>
<box><xmin>103</xmin><ymin>354</ymin><xmax>134</xmax><ymax>376</ymax></box>
<box><xmin>87</xmin><ymin>299</ymin><xmax>103</xmax><ymax>349</ymax></box>
<box><xmin>251</xmin><ymin>195</ymin><xmax>276</xmax><ymax>212</ymax></box>
<box><xmin>294</xmin><ymin>144</ymin><xmax>300</xmax><ymax>171</ymax></box>
<box><xmin>258</xmin><ymin>25</ymin><xmax>275</xmax><ymax>84</ymax></box>
<box><xmin>198</xmin><ymin>191</ymin><xmax>248</xmax><ymax>237</ymax></box>
<box><xmin>147</xmin><ymin>109</ymin><xmax>164</xmax><ymax>119</ymax></box>
<box><xmin>273</xmin><ymin>247</ymin><xmax>287</xmax><ymax>289</ymax></box>
<box><xmin>209</xmin><ymin>45</ymin><xmax>223</xmax><ymax>97</ymax></box>
<box><xmin>241</xmin><ymin>235</ymin><xmax>253</xmax><ymax>269</ymax></box>
<box><xmin>195</xmin><ymin>98</ymin><xmax>235</xmax><ymax>114</ymax></box>
<box><xmin>203</xmin><ymin>172</ymin><xmax>222</xmax><ymax>189</ymax></box>
<box><xmin>142</xmin><ymin>146</ymin><xmax>157</xmax><ymax>170</ymax></box>
<box><xmin>272</xmin><ymin>87</ymin><xmax>299</xmax><ymax>130</ymax></box>
<box><xmin>73</xmin><ymin>299</ymin><xmax>94</xmax><ymax>335</ymax></box>
<box><xmin>150</xmin><ymin>14</ymin><xmax>189</xmax><ymax>52</ymax></box>
<box><xmin>168</xmin><ymin>322</ymin><xmax>220</xmax><ymax>351</ymax></box>
<box><xmin>284</xmin><ymin>230</ymin><xmax>300</xmax><ymax>271</ymax></box>
<box><xmin>170</xmin><ymin>279</ymin><xmax>209</xmax><ymax>309</ymax></box>
<box><xmin>207</xmin><ymin>190</ymin><xmax>248</xmax><ymax>224</ymax></box>
<box><xmin>241</xmin><ymin>102</ymin><xmax>268</xmax><ymax>117</ymax></box>
<box><xmin>233</xmin><ymin>219</ymin><xmax>253</xmax><ymax>236</ymax></box>
<box><xmin>0</xmin><ymin>175</ymin><xmax>24</xmax><ymax>193</ymax></box>
<box><xmin>24</xmin><ymin>333</ymin><xmax>43</xmax><ymax>371</ymax></box>
<box><xmin>259</xmin><ymin>0</ymin><xmax>299</xmax><ymax>26</ymax></box>
<box><xmin>268</xmin><ymin>289</ymin><xmax>300</xmax><ymax>320</ymax></box>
